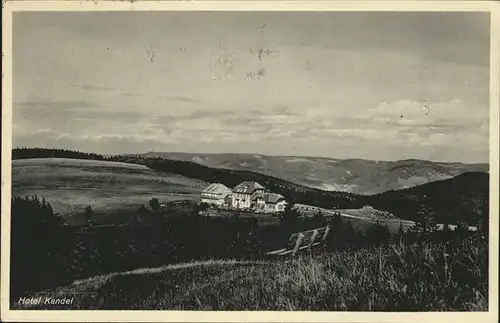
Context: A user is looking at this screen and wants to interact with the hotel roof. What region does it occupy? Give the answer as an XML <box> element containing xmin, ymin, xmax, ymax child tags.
<box><xmin>233</xmin><ymin>181</ymin><xmax>265</xmax><ymax>194</ymax></box>
<box><xmin>201</xmin><ymin>183</ymin><xmax>232</xmax><ymax>196</ymax></box>
<box><xmin>251</xmin><ymin>190</ymin><xmax>265</xmax><ymax>201</ymax></box>
<box><xmin>264</xmin><ymin>193</ymin><xmax>285</xmax><ymax>204</ymax></box>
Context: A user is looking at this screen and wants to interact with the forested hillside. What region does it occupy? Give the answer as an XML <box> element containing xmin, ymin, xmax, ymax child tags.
<box><xmin>366</xmin><ymin>172</ymin><xmax>489</xmax><ymax>225</ymax></box>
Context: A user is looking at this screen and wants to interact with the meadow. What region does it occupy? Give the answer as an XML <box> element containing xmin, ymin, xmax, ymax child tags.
<box><xmin>12</xmin><ymin>158</ymin><xmax>207</xmax><ymax>220</ymax></box>
<box><xmin>14</xmin><ymin>235</ymin><xmax>487</xmax><ymax>311</ymax></box>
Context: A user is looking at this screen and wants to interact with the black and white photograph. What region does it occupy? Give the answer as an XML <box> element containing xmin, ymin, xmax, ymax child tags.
<box><xmin>1</xmin><ymin>1</ymin><xmax>499</xmax><ymax>322</ymax></box>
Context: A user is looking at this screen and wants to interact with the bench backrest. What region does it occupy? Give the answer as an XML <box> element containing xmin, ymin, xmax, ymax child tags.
<box><xmin>287</xmin><ymin>226</ymin><xmax>330</xmax><ymax>254</ymax></box>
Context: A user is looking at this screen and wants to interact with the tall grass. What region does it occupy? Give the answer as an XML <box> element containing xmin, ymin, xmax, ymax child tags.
<box><xmin>17</xmin><ymin>236</ymin><xmax>487</xmax><ymax>311</ymax></box>
<box><xmin>163</xmin><ymin>237</ymin><xmax>486</xmax><ymax>311</ymax></box>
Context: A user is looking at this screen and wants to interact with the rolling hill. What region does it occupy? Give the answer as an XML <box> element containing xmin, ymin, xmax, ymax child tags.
<box><xmin>11</xmin><ymin>158</ymin><xmax>208</xmax><ymax>219</ymax></box>
<box><xmin>137</xmin><ymin>152</ymin><xmax>488</xmax><ymax>195</ymax></box>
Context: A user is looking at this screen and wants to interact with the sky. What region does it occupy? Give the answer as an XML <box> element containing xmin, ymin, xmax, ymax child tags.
<box><xmin>12</xmin><ymin>11</ymin><xmax>490</xmax><ymax>163</ymax></box>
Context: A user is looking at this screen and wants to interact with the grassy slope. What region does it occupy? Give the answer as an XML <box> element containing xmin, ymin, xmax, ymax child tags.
<box><xmin>12</xmin><ymin>158</ymin><xmax>208</xmax><ymax>218</ymax></box>
<box><xmin>14</xmin><ymin>238</ymin><xmax>487</xmax><ymax>311</ymax></box>
<box><xmin>139</xmin><ymin>152</ymin><xmax>488</xmax><ymax>195</ymax></box>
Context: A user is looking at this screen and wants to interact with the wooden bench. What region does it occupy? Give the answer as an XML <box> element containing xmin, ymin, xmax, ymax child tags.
<box><xmin>266</xmin><ymin>226</ymin><xmax>330</xmax><ymax>256</ymax></box>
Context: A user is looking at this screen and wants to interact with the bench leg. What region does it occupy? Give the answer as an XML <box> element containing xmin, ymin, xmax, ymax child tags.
<box><xmin>292</xmin><ymin>233</ymin><xmax>304</xmax><ymax>256</ymax></box>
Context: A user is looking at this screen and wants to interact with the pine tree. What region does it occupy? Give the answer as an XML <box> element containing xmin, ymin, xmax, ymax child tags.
<box><xmin>280</xmin><ymin>203</ymin><xmax>299</xmax><ymax>227</ymax></box>
<box><xmin>191</xmin><ymin>203</ymin><xmax>200</xmax><ymax>217</ymax></box>
<box><xmin>416</xmin><ymin>205</ymin><xmax>436</xmax><ymax>233</ymax></box>
<box><xmin>149</xmin><ymin>197</ymin><xmax>160</xmax><ymax>213</ymax></box>
<box><xmin>332</xmin><ymin>212</ymin><xmax>342</xmax><ymax>229</ymax></box>
<box><xmin>84</xmin><ymin>205</ymin><xmax>94</xmax><ymax>227</ymax></box>
<box><xmin>314</xmin><ymin>209</ymin><xmax>324</xmax><ymax>226</ymax></box>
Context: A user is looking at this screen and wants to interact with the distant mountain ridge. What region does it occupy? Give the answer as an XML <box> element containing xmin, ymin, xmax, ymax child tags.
<box><xmin>137</xmin><ymin>152</ymin><xmax>488</xmax><ymax>195</ymax></box>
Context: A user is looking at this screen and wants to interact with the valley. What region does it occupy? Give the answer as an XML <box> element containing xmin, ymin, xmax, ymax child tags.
<box><xmin>137</xmin><ymin>152</ymin><xmax>488</xmax><ymax>195</ymax></box>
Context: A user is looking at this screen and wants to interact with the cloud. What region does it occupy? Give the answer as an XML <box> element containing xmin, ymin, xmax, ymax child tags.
<box><xmin>11</xmin><ymin>12</ymin><xmax>490</xmax><ymax>162</ymax></box>
<box><xmin>164</xmin><ymin>96</ymin><xmax>203</xmax><ymax>103</ymax></box>
<box><xmin>369</xmin><ymin>99</ymin><xmax>487</xmax><ymax>126</ymax></box>
<box><xmin>70</xmin><ymin>84</ymin><xmax>145</xmax><ymax>98</ymax></box>
<box><xmin>362</xmin><ymin>99</ymin><xmax>489</xmax><ymax>150</ymax></box>
<box><xmin>13</xmin><ymin>99</ymin><xmax>97</xmax><ymax>125</ymax></box>
<box><xmin>69</xmin><ymin>84</ymin><xmax>116</xmax><ymax>92</ymax></box>
<box><xmin>13</xmin><ymin>97</ymin><xmax>489</xmax><ymax>163</ymax></box>
<box><xmin>121</xmin><ymin>92</ymin><xmax>142</xmax><ymax>97</ymax></box>
<box><xmin>14</xmin><ymin>99</ymin><xmax>94</xmax><ymax>110</ymax></box>
<box><xmin>14</xmin><ymin>100</ymin><xmax>145</xmax><ymax>124</ymax></box>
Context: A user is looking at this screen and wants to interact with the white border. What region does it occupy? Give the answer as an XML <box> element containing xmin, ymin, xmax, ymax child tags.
<box><xmin>1</xmin><ymin>1</ymin><xmax>499</xmax><ymax>322</ymax></box>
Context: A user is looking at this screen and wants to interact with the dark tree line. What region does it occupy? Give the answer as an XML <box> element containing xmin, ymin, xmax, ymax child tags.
<box><xmin>10</xmin><ymin>196</ymin><xmax>65</xmax><ymax>297</ymax></box>
<box><xmin>12</xmin><ymin>147</ymin><xmax>106</xmax><ymax>160</ymax></box>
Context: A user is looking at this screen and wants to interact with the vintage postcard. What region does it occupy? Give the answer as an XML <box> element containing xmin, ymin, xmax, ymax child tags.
<box><xmin>1</xmin><ymin>1</ymin><xmax>499</xmax><ymax>322</ymax></box>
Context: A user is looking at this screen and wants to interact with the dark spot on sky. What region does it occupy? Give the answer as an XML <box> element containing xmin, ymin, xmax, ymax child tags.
<box><xmin>211</xmin><ymin>54</ymin><xmax>235</xmax><ymax>80</ymax></box>
<box><xmin>306</xmin><ymin>60</ymin><xmax>316</xmax><ymax>70</ymax></box>
<box><xmin>423</xmin><ymin>106</ymin><xmax>430</xmax><ymax>115</ymax></box>
<box><xmin>246</xmin><ymin>68</ymin><xmax>266</xmax><ymax>80</ymax></box>
<box><xmin>146</xmin><ymin>50</ymin><xmax>156</xmax><ymax>63</ymax></box>
<box><xmin>250</xmin><ymin>46</ymin><xmax>279</xmax><ymax>61</ymax></box>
